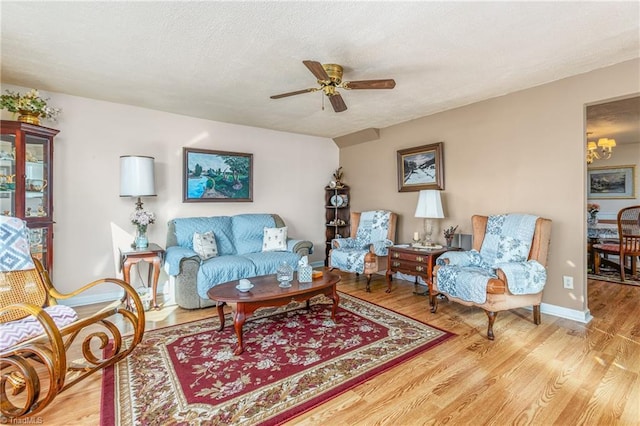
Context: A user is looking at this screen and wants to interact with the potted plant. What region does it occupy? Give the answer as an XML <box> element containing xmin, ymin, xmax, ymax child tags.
<box><xmin>0</xmin><ymin>89</ymin><xmax>61</xmax><ymax>125</ymax></box>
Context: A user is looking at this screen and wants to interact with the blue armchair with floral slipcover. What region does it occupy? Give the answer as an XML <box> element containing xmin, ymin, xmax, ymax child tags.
<box><xmin>433</xmin><ymin>213</ymin><xmax>552</xmax><ymax>340</ymax></box>
<box><xmin>329</xmin><ymin>210</ymin><xmax>397</xmax><ymax>292</ymax></box>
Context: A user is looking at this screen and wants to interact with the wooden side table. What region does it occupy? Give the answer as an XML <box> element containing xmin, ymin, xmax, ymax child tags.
<box><xmin>119</xmin><ymin>243</ymin><xmax>165</xmax><ymax>310</ymax></box>
<box><xmin>385</xmin><ymin>245</ymin><xmax>453</xmax><ymax>303</ymax></box>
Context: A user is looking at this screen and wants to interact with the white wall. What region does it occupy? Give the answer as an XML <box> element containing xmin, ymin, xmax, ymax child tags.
<box><xmin>1</xmin><ymin>86</ymin><xmax>337</xmax><ymax>302</ymax></box>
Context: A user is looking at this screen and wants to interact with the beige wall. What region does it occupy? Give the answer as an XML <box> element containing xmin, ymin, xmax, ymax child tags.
<box><xmin>1</xmin><ymin>87</ymin><xmax>337</xmax><ymax>303</ymax></box>
<box><xmin>340</xmin><ymin>59</ymin><xmax>640</xmax><ymax>318</ymax></box>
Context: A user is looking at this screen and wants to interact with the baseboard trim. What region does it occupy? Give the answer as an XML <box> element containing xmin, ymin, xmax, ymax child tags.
<box><xmin>539</xmin><ymin>302</ymin><xmax>593</xmax><ymax>324</ymax></box>
<box><xmin>56</xmin><ymin>273</ymin><xmax>593</xmax><ymax>325</ymax></box>
<box><xmin>56</xmin><ymin>291</ymin><xmax>124</xmax><ymax>308</ymax></box>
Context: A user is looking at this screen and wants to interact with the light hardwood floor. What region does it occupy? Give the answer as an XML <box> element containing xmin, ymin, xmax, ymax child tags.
<box><xmin>23</xmin><ymin>273</ymin><xmax>640</xmax><ymax>425</ymax></box>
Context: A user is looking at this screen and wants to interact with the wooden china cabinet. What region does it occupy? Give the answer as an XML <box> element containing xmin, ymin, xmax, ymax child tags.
<box><xmin>0</xmin><ymin>120</ymin><xmax>59</xmax><ymax>272</ymax></box>
<box><xmin>324</xmin><ymin>185</ymin><xmax>350</xmax><ymax>266</ymax></box>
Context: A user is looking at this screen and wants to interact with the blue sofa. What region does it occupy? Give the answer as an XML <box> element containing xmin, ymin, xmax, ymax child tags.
<box><xmin>165</xmin><ymin>213</ymin><xmax>313</xmax><ymax>309</ymax></box>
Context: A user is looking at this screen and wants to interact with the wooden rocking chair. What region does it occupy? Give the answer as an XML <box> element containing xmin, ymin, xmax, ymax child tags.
<box><xmin>0</xmin><ymin>217</ymin><xmax>145</xmax><ymax>419</ymax></box>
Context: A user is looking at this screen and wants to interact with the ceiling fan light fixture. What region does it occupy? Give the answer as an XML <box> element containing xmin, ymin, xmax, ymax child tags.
<box><xmin>270</xmin><ymin>60</ymin><xmax>396</xmax><ymax>113</ymax></box>
<box><xmin>322</xmin><ymin>64</ymin><xmax>343</xmax><ymax>85</ymax></box>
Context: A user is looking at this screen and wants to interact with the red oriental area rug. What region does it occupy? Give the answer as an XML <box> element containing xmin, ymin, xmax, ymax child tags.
<box><xmin>101</xmin><ymin>293</ymin><xmax>454</xmax><ymax>425</ymax></box>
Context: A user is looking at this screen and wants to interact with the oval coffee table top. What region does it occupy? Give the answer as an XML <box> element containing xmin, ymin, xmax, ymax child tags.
<box><xmin>207</xmin><ymin>271</ymin><xmax>341</xmax><ymax>303</ymax></box>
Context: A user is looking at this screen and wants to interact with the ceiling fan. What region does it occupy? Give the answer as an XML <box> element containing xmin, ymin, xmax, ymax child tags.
<box><xmin>270</xmin><ymin>60</ymin><xmax>396</xmax><ymax>112</ymax></box>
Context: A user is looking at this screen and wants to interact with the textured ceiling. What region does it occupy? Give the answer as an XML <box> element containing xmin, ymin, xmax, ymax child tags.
<box><xmin>1</xmin><ymin>1</ymin><xmax>639</xmax><ymax>139</ymax></box>
<box><xmin>587</xmin><ymin>96</ymin><xmax>640</xmax><ymax>146</ymax></box>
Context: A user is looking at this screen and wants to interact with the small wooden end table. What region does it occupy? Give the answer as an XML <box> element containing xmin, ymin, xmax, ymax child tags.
<box><xmin>208</xmin><ymin>272</ymin><xmax>341</xmax><ymax>355</ymax></box>
<box><xmin>386</xmin><ymin>245</ymin><xmax>455</xmax><ymax>304</ymax></box>
<box><xmin>119</xmin><ymin>243</ymin><xmax>165</xmax><ymax>310</ymax></box>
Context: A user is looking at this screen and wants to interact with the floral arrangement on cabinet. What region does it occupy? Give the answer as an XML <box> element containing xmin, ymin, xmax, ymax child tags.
<box><xmin>0</xmin><ymin>89</ymin><xmax>61</xmax><ymax>122</ymax></box>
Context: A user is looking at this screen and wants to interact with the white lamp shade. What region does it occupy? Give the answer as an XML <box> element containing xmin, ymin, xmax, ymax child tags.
<box><xmin>414</xmin><ymin>190</ymin><xmax>444</xmax><ymax>218</ymax></box>
<box><xmin>120</xmin><ymin>155</ymin><xmax>156</xmax><ymax>197</ymax></box>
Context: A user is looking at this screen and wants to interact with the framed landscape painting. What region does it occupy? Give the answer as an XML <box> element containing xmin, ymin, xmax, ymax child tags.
<box><xmin>183</xmin><ymin>148</ymin><xmax>253</xmax><ymax>202</ymax></box>
<box><xmin>397</xmin><ymin>142</ymin><xmax>444</xmax><ymax>192</ymax></box>
<box><xmin>587</xmin><ymin>165</ymin><xmax>635</xmax><ymax>199</ymax></box>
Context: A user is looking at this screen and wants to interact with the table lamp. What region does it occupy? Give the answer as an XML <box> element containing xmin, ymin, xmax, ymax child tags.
<box><xmin>414</xmin><ymin>189</ymin><xmax>444</xmax><ymax>247</ymax></box>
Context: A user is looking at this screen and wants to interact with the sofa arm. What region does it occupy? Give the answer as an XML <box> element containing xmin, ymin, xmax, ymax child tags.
<box><xmin>287</xmin><ymin>239</ymin><xmax>313</xmax><ymax>256</ymax></box>
<box><xmin>370</xmin><ymin>239</ymin><xmax>394</xmax><ymax>256</ymax></box>
<box><xmin>331</xmin><ymin>237</ymin><xmax>361</xmax><ymax>249</ymax></box>
<box><xmin>435</xmin><ymin>249</ymin><xmax>486</xmax><ymax>268</ymax></box>
<box><xmin>165</xmin><ymin>246</ymin><xmax>200</xmax><ymax>276</ymax></box>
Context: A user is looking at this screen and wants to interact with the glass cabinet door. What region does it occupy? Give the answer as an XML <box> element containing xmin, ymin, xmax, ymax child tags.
<box><xmin>24</xmin><ymin>134</ymin><xmax>50</xmax><ymax>218</ymax></box>
<box><xmin>0</xmin><ymin>134</ymin><xmax>16</xmax><ymax>217</ymax></box>
<box><xmin>28</xmin><ymin>226</ymin><xmax>49</xmax><ymax>267</ymax></box>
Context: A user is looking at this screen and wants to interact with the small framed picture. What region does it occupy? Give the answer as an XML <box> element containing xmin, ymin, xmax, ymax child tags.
<box><xmin>587</xmin><ymin>165</ymin><xmax>636</xmax><ymax>199</ymax></box>
<box><xmin>397</xmin><ymin>142</ymin><xmax>444</xmax><ymax>192</ymax></box>
<box><xmin>183</xmin><ymin>148</ymin><xmax>253</xmax><ymax>202</ymax></box>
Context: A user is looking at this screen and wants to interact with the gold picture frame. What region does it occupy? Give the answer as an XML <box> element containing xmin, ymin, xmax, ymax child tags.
<box><xmin>587</xmin><ymin>165</ymin><xmax>636</xmax><ymax>199</ymax></box>
<box><xmin>397</xmin><ymin>142</ymin><xmax>444</xmax><ymax>192</ymax></box>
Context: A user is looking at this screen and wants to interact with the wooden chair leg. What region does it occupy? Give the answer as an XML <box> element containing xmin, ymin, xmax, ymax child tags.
<box><xmin>365</xmin><ymin>274</ymin><xmax>372</xmax><ymax>292</ymax></box>
<box><xmin>593</xmin><ymin>250</ymin><xmax>601</xmax><ymax>274</ymax></box>
<box><xmin>485</xmin><ymin>310</ymin><xmax>497</xmax><ymax>340</ymax></box>
<box><xmin>533</xmin><ymin>305</ymin><xmax>541</xmax><ymax>325</ymax></box>
<box><xmin>430</xmin><ymin>294</ymin><xmax>438</xmax><ymax>313</ymax></box>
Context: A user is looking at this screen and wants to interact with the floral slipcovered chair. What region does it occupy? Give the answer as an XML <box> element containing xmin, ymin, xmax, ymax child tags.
<box><xmin>433</xmin><ymin>214</ymin><xmax>551</xmax><ymax>340</ymax></box>
<box><xmin>0</xmin><ymin>216</ymin><xmax>145</xmax><ymax>419</ymax></box>
<box><xmin>329</xmin><ymin>210</ymin><xmax>397</xmax><ymax>292</ymax></box>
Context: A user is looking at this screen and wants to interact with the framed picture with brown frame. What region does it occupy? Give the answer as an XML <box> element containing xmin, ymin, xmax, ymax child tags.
<box><xmin>183</xmin><ymin>147</ymin><xmax>253</xmax><ymax>202</ymax></box>
<box><xmin>397</xmin><ymin>142</ymin><xmax>444</xmax><ymax>192</ymax></box>
<box><xmin>587</xmin><ymin>165</ymin><xmax>636</xmax><ymax>199</ymax></box>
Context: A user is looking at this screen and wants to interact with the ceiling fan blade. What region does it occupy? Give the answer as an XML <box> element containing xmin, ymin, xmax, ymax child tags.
<box><xmin>303</xmin><ymin>60</ymin><xmax>330</xmax><ymax>81</ymax></box>
<box><xmin>270</xmin><ymin>88</ymin><xmax>317</xmax><ymax>99</ymax></box>
<box><xmin>329</xmin><ymin>94</ymin><xmax>347</xmax><ymax>113</ymax></box>
<box><xmin>343</xmin><ymin>79</ymin><xmax>396</xmax><ymax>90</ymax></box>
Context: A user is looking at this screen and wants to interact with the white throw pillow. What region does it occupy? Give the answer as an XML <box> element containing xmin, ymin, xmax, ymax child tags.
<box><xmin>193</xmin><ymin>231</ymin><xmax>218</xmax><ymax>260</ymax></box>
<box><xmin>262</xmin><ymin>226</ymin><xmax>288</xmax><ymax>252</ymax></box>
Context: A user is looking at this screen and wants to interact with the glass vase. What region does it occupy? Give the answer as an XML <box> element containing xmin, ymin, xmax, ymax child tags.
<box><xmin>135</xmin><ymin>228</ymin><xmax>148</xmax><ymax>249</ymax></box>
<box><xmin>445</xmin><ymin>236</ymin><xmax>454</xmax><ymax>248</ymax></box>
<box><xmin>276</xmin><ymin>261</ymin><xmax>293</xmax><ymax>288</ymax></box>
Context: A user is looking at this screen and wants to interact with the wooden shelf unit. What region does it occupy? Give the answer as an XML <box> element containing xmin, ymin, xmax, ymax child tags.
<box><xmin>324</xmin><ymin>185</ymin><xmax>350</xmax><ymax>266</ymax></box>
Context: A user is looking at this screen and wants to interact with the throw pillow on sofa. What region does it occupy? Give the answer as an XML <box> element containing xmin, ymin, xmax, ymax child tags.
<box><xmin>262</xmin><ymin>226</ymin><xmax>287</xmax><ymax>251</ymax></box>
<box><xmin>193</xmin><ymin>231</ymin><xmax>218</xmax><ymax>259</ymax></box>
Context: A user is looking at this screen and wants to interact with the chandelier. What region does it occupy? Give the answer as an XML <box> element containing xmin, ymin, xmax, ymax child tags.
<box><xmin>586</xmin><ymin>136</ymin><xmax>616</xmax><ymax>164</ymax></box>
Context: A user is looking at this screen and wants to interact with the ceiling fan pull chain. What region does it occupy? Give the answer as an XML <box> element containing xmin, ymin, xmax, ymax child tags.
<box><xmin>321</xmin><ymin>92</ymin><xmax>325</xmax><ymax>111</ymax></box>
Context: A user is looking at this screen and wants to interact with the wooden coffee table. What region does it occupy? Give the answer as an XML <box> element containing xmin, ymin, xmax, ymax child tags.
<box><xmin>207</xmin><ymin>271</ymin><xmax>341</xmax><ymax>355</ymax></box>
